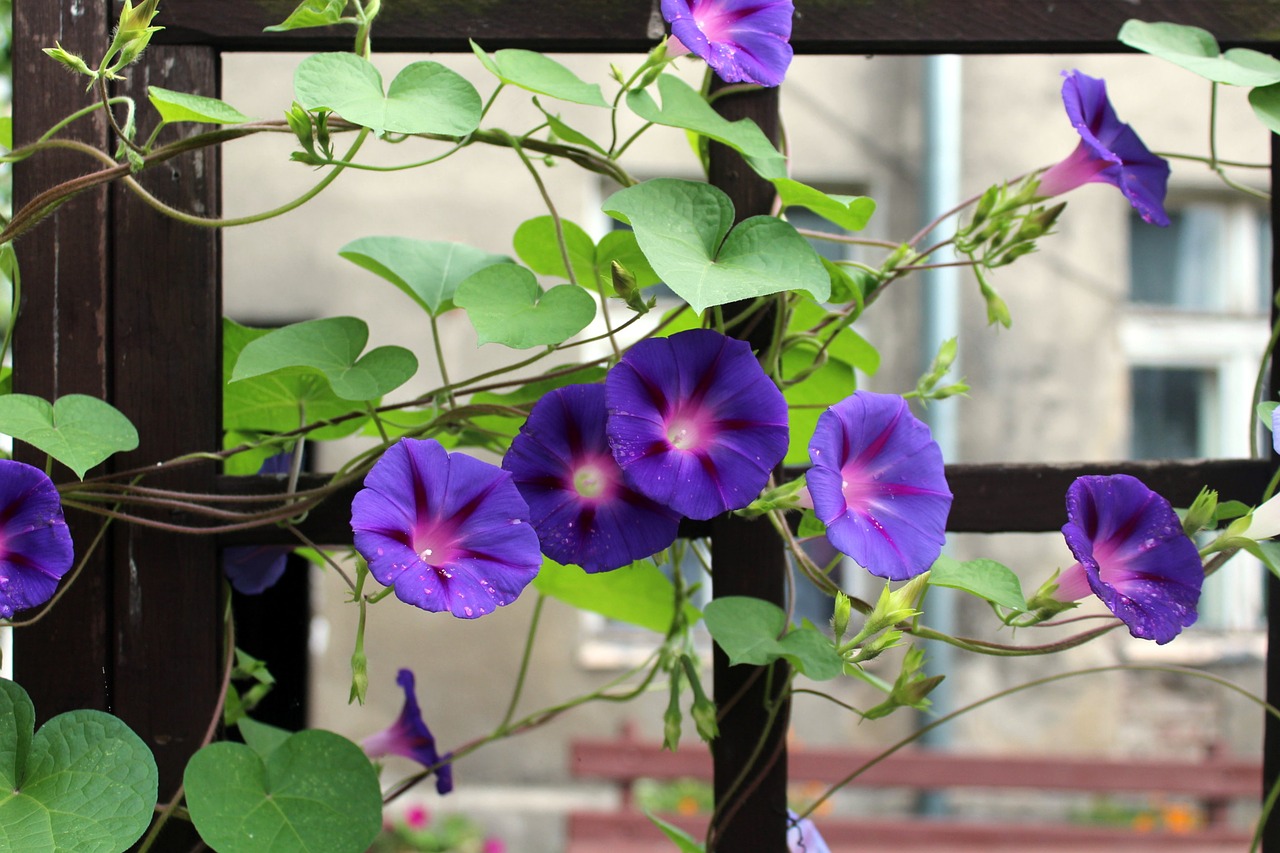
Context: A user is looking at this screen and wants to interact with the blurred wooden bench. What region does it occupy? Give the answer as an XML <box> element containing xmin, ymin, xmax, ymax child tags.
<box><xmin>567</xmin><ymin>725</ymin><xmax>1261</xmax><ymax>852</ymax></box>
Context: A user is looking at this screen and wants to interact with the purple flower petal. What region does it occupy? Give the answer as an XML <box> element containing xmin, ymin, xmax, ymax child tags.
<box><xmin>0</xmin><ymin>460</ymin><xmax>75</xmax><ymax>618</ymax></box>
<box><xmin>1057</xmin><ymin>474</ymin><xmax>1202</xmax><ymax>644</ymax></box>
<box><xmin>351</xmin><ymin>439</ymin><xmax>542</xmax><ymax>618</ymax></box>
<box><xmin>1036</xmin><ymin>70</ymin><xmax>1170</xmax><ymax>226</ymax></box>
<box><xmin>661</xmin><ymin>0</ymin><xmax>794</xmax><ymax>87</ymax></box>
<box><xmin>363</xmin><ymin>668</ymin><xmax>453</xmax><ymax>795</ymax></box>
<box><xmin>223</xmin><ymin>546</ymin><xmax>290</xmax><ymax>595</ymax></box>
<box><xmin>503</xmin><ymin>384</ymin><xmax>681</xmax><ymax>572</ymax></box>
<box><xmin>606</xmin><ymin>329</ymin><xmax>788</xmax><ymax>520</ymax></box>
<box><xmin>807</xmin><ymin>392</ymin><xmax>952</xmax><ymax>580</ymax></box>
<box><xmin>787</xmin><ymin>810</ymin><xmax>831</xmax><ymax>853</ymax></box>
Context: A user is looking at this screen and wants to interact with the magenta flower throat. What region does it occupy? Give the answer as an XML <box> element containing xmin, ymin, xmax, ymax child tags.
<box><xmin>606</xmin><ymin>328</ymin><xmax>789</xmax><ymax>521</ymax></box>
<box><xmin>807</xmin><ymin>392</ymin><xmax>952</xmax><ymax>581</ymax></box>
<box><xmin>362</xmin><ymin>668</ymin><xmax>453</xmax><ymax>795</ymax></box>
<box><xmin>351</xmin><ymin>438</ymin><xmax>542</xmax><ymax>618</ymax></box>
<box><xmin>503</xmin><ymin>384</ymin><xmax>681</xmax><ymax>573</ymax></box>
<box><xmin>1037</xmin><ymin>69</ymin><xmax>1170</xmax><ymax>226</ymax></box>
<box><xmin>1055</xmin><ymin>474</ymin><xmax>1201</xmax><ymax>644</ymax></box>
<box><xmin>661</xmin><ymin>0</ymin><xmax>795</xmax><ymax>87</ymax></box>
<box><xmin>0</xmin><ymin>459</ymin><xmax>75</xmax><ymax>619</ymax></box>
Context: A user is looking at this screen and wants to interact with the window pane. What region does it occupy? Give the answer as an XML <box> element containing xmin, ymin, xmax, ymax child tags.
<box><xmin>1129</xmin><ymin>367</ymin><xmax>1210</xmax><ymax>459</ymax></box>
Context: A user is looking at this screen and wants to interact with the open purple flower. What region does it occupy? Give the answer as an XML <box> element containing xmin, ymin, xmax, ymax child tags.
<box><xmin>661</xmin><ymin>0</ymin><xmax>794</xmax><ymax>87</ymax></box>
<box><xmin>224</xmin><ymin>453</ymin><xmax>291</xmax><ymax>595</ymax></box>
<box><xmin>1054</xmin><ymin>474</ymin><xmax>1202</xmax><ymax>644</ymax></box>
<box><xmin>606</xmin><ymin>328</ymin><xmax>788</xmax><ymax>520</ymax></box>
<box><xmin>351</xmin><ymin>438</ymin><xmax>542</xmax><ymax>618</ymax></box>
<box><xmin>807</xmin><ymin>392</ymin><xmax>951</xmax><ymax>581</ymax></box>
<box><xmin>1036</xmin><ymin>70</ymin><xmax>1170</xmax><ymax>226</ymax></box>
<box><xmin>0</xmin><ymin>460</ymin><xmax>75</xmax><ymax>619</ymax></box>
<box><xmin>787</xmin><ymin>810</ymin><xmax>831</xmax><ymax>853</ymax></box>
<box><xmin>503</xmin><ymin>384</ymin><xmax>681</xmax><ymax>572</ymax></box>
<box><xmin>363</xmin><ymin>668</ymin><xmax>453</xmax><ymax>795</ymax></box>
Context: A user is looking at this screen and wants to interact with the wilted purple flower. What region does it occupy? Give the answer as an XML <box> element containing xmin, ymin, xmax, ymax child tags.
<box><xmin>661</xmin><ymin>0</ymin><xmax>794</xmax><ymax>87</ymax></box>
<box><xmin>503</xmin><ymin>384</ymin><xmax>681</xmax><ymax>572</ymax></box>
<box><xmin>224</xmin><ymin>453</ymin><xmax>291</xmax><ymax>595</ymax></box>
<box><xmin>1054</xmin><ymin>474</ymin><xmax>1202</xmax><ymax>644</ymax></box>
<box><xmin>787</xmin><ymin>810</ymin><xmax>831</xmax><ymax>853</ymax></box>
<box><xmin>351</xmin><ymin>438</ymin><xmax>542</xmax><ymax>618</ymax></box>
<box><xmin>606</xmin><ymin>329</ymin><xmax>788</xmax><ymax>520</ymax></box>
<box><xmin>0</xmin><ymin>460</ymin><xmax>74</xmax><ymax>618</ymax></box>
<box><xmin>807</xmin><ymin>392</ymin><xmax>952</xmax><ymax>581</ymax></box>
<box><xmin>1036</xmin><ymin>70</ymin><xmax>1170</xmax><ymax>226</ymax></box>
<box><xmin>363</xmin><ymin>668</ymin><xmax>453</xmax><ymax>795</ymax></box>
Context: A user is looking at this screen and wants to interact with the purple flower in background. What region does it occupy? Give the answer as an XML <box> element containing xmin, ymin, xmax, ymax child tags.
<box><xmin>503</xmin><ymin>384</ymin><xmax>681</xmax><ymax>572</ymax></box>
<box><xmin>224</xmin><ymin>453</ymin><xmax>291</xmax><ymax>595</ymax></box>
<box><xmin>1054</xmin><ymin>474</ymin><xmax>1202</xmax><ymax>644</ymax></box>
<box><xmin>807</xmin><ymin>392</ymin><xmax>952</xmax><ymax>581</ymax></box>
<box><xmin>351</xmin><ymin>438</ymin><xmax>542</xmax><ymax>618</ymax></box>
<box><xmin>1036</xmin><ymin>70</ymin><xmax>1170</xmax><ymax>226</ymax></box>
<box><xmin>363</xmin><ymin>668</ymin><xmax>453</xmax><ymax>795</ymax></box>
<box><xmin>661</xmin><ymin>0</ymin><xmax>794</xmax><ymax>87</ymax></box>
<box><xmin>0</xmin><ymin>460</ymin><xmax>74</xmax><ymax>619</ymax></box>
<box><xmin>606</xmin><ymin>329</ymin><xmax>788</xmax><ymax>520</ymax></box>
<box><xmin>787</xmin><ymin>810</ymin><xmax>831</xmax><ymax>853</ymax></box>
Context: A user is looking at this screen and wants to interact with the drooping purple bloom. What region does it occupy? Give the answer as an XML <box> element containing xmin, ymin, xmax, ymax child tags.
<box><xmin>224</xmin><ymin>453</ymin><xmax>291</xmax><ymax>595</ymax></box>
<box><xmin>1036</xmin><ymin>70</ymin><xmax>1170</xmax><ymax>226</ymax></box>
<box><xmin>787</xmin><ymin>810</ymin><xmax>831</xmax><ymax>853</ymax></box>
<box><xmin>806</xmin><ymin>392</ymin><xmax>952</xmax><ymax>581</ymax></box>
<box><xmin>661</xmin><ymin>0</ymin><xmax>794</xmax><ymax>87</ymax></box>
<box><xmin>362</xmin><ymin>668</ymin><xmax>453</xmax><ymax>795</ymax></box>
<box><xmin>503</xmin><ymin>384</ymin><xmax>681</xmax><ymax>572</ymax></box>
<box><xmin>351</xmin><ymin>438</ymin><xmax>542</xmax><ymax>618</ymax></box>
<box><xmin>0</xmin><ymin>460</ymin><xmax>74</xmax><ymax>618</ymax></box>
<box><xmin>606</xmin><ymin>328</ymin><xmax>788</xmax><ymax>521</ymax></box>
<box><xmin>1054</xmin><ymin>474</ymin><xmax>1202</xmax><ymax>644</ymax></box>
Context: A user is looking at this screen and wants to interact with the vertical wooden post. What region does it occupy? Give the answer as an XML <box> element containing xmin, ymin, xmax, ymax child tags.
<box><xmin>708</xmin><ymin>81</ymin><xmax>790</xmax><ymax>852</ymax></box>
<box><xmin>1262</xmin><ymin>130</ymin><xmax>1280</xmax><ymax>850</ymax></box>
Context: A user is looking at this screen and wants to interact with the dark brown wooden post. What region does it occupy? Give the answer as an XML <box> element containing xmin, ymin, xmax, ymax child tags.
<box><xmin>708</xmin><ymin>81</ymin><xmax>790</xmax><ymax>852</ymax></box>
<box><xmin>1262</xmin><ymin>129</ymin><xmax>1280</xmax><ymax>851</ymax></box>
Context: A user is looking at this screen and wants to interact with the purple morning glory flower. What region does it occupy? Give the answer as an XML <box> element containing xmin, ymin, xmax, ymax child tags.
<box><xmin>807</xmin><ymin>392</ymin><xmax>952</xmax><ymax>581</ymax></box>
<box><xmin>0</xmin><ymin>460</ymin><xmax>75</xmax><ymax>619</ymax></box>
<box><xmin>362</xmin><ymin>668</ymin><xmax>453</xmax><ymax>795</ymax></box>
<box><xmin>1054</xmin><ymin>474</ymin><xmax>1202</xmax><ymax>644</ymax></box>
<box><xmin>606</xmin><ymin>328</ymin><xmax>788</xmax><ymax>520</ymax></box>
<box><xmin>351</xmin><ymin>438</ymin><xmax>542</xmax><ymax>619</ymax></box>
<box><xmin>503</xmin><ymin>384</ymin><xmax>681</xmax><ymax>573</ymax></box>
<box><xmin>224</xmin><ymin>453</ymin><xmax>291</xmax><ymax>595</ymax></box>
<box><xmin>661</xmin><ymin>0</ymin><xmax>794</xmax><ymax>87</ymax></box>
<box><xmin>1036</xmin><ymin>70</ymin><xmax>1170</xmax><ymax>226</ymax></box>
<box><xmin>787</xmin><ymin>810</ymin><xmax>831</xmax><ymax>853</ymax></box>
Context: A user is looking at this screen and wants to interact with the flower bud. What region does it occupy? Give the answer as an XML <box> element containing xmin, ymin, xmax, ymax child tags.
<box><xmin>831</xmin><ymin>591</ymin><xmax>852</xmax><ymax>642</ymax></box>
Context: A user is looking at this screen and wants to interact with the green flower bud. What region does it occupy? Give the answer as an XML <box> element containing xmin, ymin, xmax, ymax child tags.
<box><xmin>43</xmin><ymin>44</ymin><xmax>94</xmax><ymax>77</ymax></box>
<box><xmin>1182</xmin><ymin>487</ymin><xmax>1219</xmax><ymax>538</ymax></box>
<box><xmin>831</xmin><ymin>591</ymin><xmax>852</xmax><ymax>642</ymax></box>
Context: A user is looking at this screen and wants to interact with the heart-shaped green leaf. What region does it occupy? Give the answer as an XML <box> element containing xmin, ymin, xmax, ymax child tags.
<box><xmin>512</xmin><ymin>216</ymin><xmax>597</xmax><ymax>285</ymax></box>
<box><xmin>534</xmin><ymin>557</ymin><xmax>697</xmax><ymax>632</ymax></box>
<box><xmin>294</xmin><ymin>53</ymin><xmax>482</xmax><ymax>136</ymax></box>
<box><xmin>604</xmin><ymin>179</ymin><xmax>829</xmax><ymax>314</ymax></box>
<box><xmin>149</xmin><ymin>87</ymin><xmax>250</xmax><ymax>125</ymax></box>
<box><xmin>1119</xmin><ymin>20</ymin><xmax>1280</xmax><ymax>86</ymax></box>
<box><xmin>471</xmin><ymin>42</ymin><xmax>608</xmax><ymax>107</ymax></box>
<box><xmin>265</xmin><ymin>0</ymin><xmax>348</xmax><ymax>32</ymax></box>
<box><xmin>339</xmin><ymin>236</ymin><xmax>510</xmax><ymax>315</ymax></box>
<box><xmin>703</xmin><ymin>597</ymin><xmax>843</xmax><ymax>680</ymax></box>
<box><xmin>776</xmin><ymin>178</ymin><xmax>876</xmax><ymax>232</ymax></box>
<box><xmin>230</xmin><ymin>317</ymin><xmax>418</xmax><ymax>402</ymax></box>
<box><xmin>626</xmin><ymin>74</ymin><xmax>785</xmax><ymax>180</ymax></box>
<box><xmin>1250</xmin><ymin>82</ymin><xmax>1280</xmax><ymax>134</ymax></box>
<box><xmin>535</xmin><ymin>98</ymin><xmax>607</xmax><ymax>154</ymax></box>
<box><xmin>0</xmin><ymin>394</ymin><xmax>139</xmax><ymax>479</ymax></box>
<box><xmin>0</xmin><ymin>679</ymin><xmax>157</xmax><ymax>852</ymax></box>
<box><xmin>184</xmin><ymin>730</ymin><xmax>382</xmax><ymax>853</ymax></box>
<box><xmin>454</xmin><ymin>264</ymin><xmax>596</xmax><ymax>348</ymax></box>
<box><xmin>929</xmin><ymin>556</ymin><xmax>1027</xmax><ymax>612</ymax></box>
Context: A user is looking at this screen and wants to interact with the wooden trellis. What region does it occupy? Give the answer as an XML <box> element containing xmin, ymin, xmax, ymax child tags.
<box><xmin>10</xmin><ymin>1</ymin><xmax>1280</xmax><ymax>850</ymax></box>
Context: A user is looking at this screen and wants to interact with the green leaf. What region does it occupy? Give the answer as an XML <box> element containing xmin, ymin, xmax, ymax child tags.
<box><xmin>1249</xmin><ymin>83</ymin><xmax>1280</xmax><ymax>135</ymax></box>
<box><xmin>596</xmin><ymin>229</ymin><xmax>660</xmax><ymax>291</ymax></box>
<box><xmin>604</xmin><ymin>179</ymin><xmax>829</xmax><ymax>314</ymax></box>
<box><xmin>339</xmin><ymin>236</ymin><xmax>509</xmax><ymax>315</ymax></box>
<box><xmin>1118</xmin><ymin>20</ymin><xmax>1280</xmax><ymax>86</ymax></box>
<box><xmin>512</xmin><ymin>216</ymin><xmax>597</xmax><ymax>285</ymax></box>
<box><xmin>0</xmin><ymin>117</ymin><xmax>11</xmax><ymax>151</ymax></box>
<box><xmin>929</xmin><ymin>556</ymin><xmax>1027</xmax><ymax>612</ymax></box>
<box><xmin>237</xmin><ymin>717</ymin><xmax>293</xmax><ymax>762</ymax></box>
<box><xmin>788</xmin><ymin>297</ymin><xmax>880</xmax><ymax>373</ymax></box>
<box><xmin>533</xmin><ymin>558</ymin><xmax>695</xmax><ymax>633</ymax></box>
<box><xmin>148</xmin><ymin>86</ymin><xmax>250</xmax><ymax>125</ymax></box>
<box><xmin>645</xmin><ymin>813</ymin><xmax>706</xmax><ymax>853</ymax></box>
<box><xmin>797</xmin><ymin>509</ymin><xmax>825</xmax><ymax>538</ymax></box>
<box><xmin>0</xmin><ymin>679</ymin><xmax>157</xmax><ymax>852</ymax></box>
<box><xmin>777</xmin><ymin>178</ymin><xmax>877</xmax><ymax>232</ymax></box>
<box><xmin>230</xmin><ymin>317</ymin><xmax>418</xmax><ymax>402</ymax></box>
<box><xmin>185</xmin><ymin>730</ymin><xmax>382</xmax><ymax>853</ymax></box>
<box><xmin>535</xmin><ymin>98</ymin><xmax>607</xmax><ymax>154</ymax></box>
<box><xmin>703</xmin><ymin>597</ymin><xmax>844</xmax><ymax>680</ymax></box>
<box><xmin>454</xmin><ymin>264</ymin><xmax>596</xmax><ymax>348</ymax></box>
<box><xmin>781</xmin><ymin>352</ymin><xmax>855</xmax><ymax>467</ymax></box>
<box><xmin>223</xmin><ymin>320</ymin><xmax>368</xmax><ymax>441</ymax></box>
<box><xmin>626</xmin><ymin>74</ymin><xmax>786</xmax><ymax>180</ymax></box>
<box><xmin>294</xmin><ymin>53</ymin><xmax>482</xmax><ymax>136</ymax></box>
<box><xmin>265</xmin><ymin>0</ymin><xmax>348</xmax><ymax>31</ymax></box>
<box><xmin>470</xmin><ymin>42</ymin><xmax>608</xmax><ymax>107</ymax></box>
<box><xmin>0</xmin><ymin>394</ymin><xmax>139</xmax><ymax>478</ymax></box>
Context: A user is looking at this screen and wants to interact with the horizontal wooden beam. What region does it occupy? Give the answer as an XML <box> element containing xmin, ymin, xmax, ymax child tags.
<box><xmin>155</xmin><ymin>0</ymin><xmax>1280</xmax><ymax>53</ymax></box>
